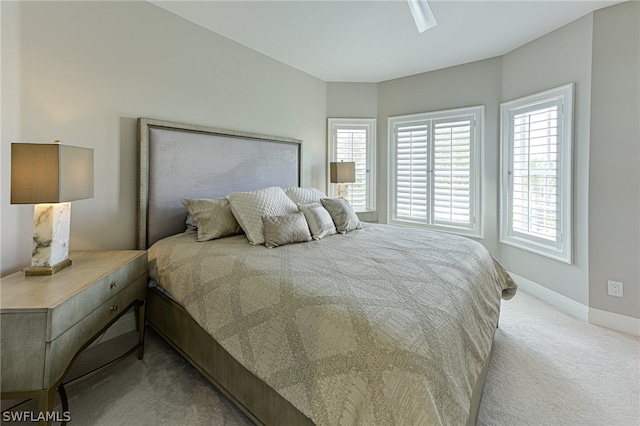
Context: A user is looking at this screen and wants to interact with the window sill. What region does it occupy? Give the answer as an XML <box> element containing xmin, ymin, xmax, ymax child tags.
<box><xmin>356</xmin><ymin>210</ymin><xmax>378</xmax><ymax>223</ymax></box>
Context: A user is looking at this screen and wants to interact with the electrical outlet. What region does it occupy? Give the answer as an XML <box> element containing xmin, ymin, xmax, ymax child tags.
<box><xmin>607</xmin><ymin>280</ymin><xmax>623</xmax><ymax>298</ymax></box>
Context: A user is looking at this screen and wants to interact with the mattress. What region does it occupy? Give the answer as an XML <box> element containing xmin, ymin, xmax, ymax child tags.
<box><xmin>148</xmin><ymin>224</ymin><xmax>516</xmax><ymax>425</ymax></box>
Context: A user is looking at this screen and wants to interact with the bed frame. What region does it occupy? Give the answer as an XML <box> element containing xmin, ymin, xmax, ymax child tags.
<box><xmin>136</xmin><ymin>117</ymin><xmax>491</xmax><ymax>425</ymax></box>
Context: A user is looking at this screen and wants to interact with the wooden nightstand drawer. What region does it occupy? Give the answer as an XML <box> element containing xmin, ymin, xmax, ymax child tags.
<box><xmin>48</xmin><ymin>252</ymin><xmax>147</xmax><ymax>341</ymax></box>
<box><xmin>45</xmin><ymin>273</ymin><xmax>147</xmax><ymax>387</ymax></box>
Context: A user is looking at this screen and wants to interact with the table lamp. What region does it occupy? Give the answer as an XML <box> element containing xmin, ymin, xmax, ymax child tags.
<box><xmin>330</xmin><ymin>161</ymin><xmax>355</xmax><ymax>199</ymax></box>
<box><xmin>11</xmin><ymin>141</ymin><xmax>94</xmax><ymax>276</ymax></box>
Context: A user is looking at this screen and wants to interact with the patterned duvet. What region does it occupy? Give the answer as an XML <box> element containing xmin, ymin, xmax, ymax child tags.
<box><xmin>148</xmin><ymin>224</ymin><xmax>516</xmax><ymax>425</ymax></box>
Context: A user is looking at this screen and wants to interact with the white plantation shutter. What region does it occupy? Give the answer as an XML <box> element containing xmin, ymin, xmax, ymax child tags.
<box><xmin>433</xmin><ymin>118</ymin><xmax>473</xmax><ymax>226</ymax></box>
<box><xmin>336</xmin><ymin>128</ymin><xmax>367</xmax><ymax>209</ymax></box>
<box><xmin>390</xmin><ymin>106</ymin><xmax>483</xmax><ymax>237</ymax></box>
<box><xmin>328</xmin><ymin>119</ymin><xmax>376</xmax><ymax>211</ymax></box>
<box><xmin>396</xmin><ymin>122</ymin><xmax>429</xmax><ymax>220</ymax></box>
<box><xmin>500</xmin><ymin>84</ymin><xmax>573</xmax><ymax>264</ymax></box>
<box><xmin>511</xmin><ymin>104</ymin><xmax>559</xmax><ymax>242</ymax></box>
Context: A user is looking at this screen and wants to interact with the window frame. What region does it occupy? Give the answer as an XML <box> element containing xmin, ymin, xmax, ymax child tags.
<box><xmin>387</xmin><ymin>105</ymin><xmax>484</xmax><ymax>238</ymax></box>
<box><xmin>499</xmin><ymin>83</ymin><xmax>574</xmax><ymax>264</ymax></box>
<box><xmin>327</xmin><ymin>118</ymin><xmax>376</xmax><ymax>211</ymax></box>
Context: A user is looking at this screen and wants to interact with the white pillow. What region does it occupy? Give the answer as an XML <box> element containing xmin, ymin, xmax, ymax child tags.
<box><xmin>298</xmin><ymin>202</ymin><xmax>336</xmax><ymax>240</ymax></box>
<box><xmin>284</xmin><ymin>187</ymin><xmax>327</xmax><ymax>205</ymax></box>
<box><xmin>227</xmin><ymin>187</ymin><xmax>299</xmax><ymax>245</ymax></box>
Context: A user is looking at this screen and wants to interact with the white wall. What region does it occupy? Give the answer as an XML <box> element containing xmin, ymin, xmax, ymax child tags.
<box><xmin>589</xmin><ymin>1</ymin><xmax>639</xmax><ymax>319</ymax></box>
<box><xmin>500</xmin><ymin>14</ymin><xmax>594</xmax><ymax>306</ymax></box>
<box><xmin>327</xmin><ymin>83</ymin><xmax>378</xmax><ymax>118</ymax></box>
<box><xmin>1</xmin><ymin>1</ymin><xmax>327</xmax><ymax>276</ymax></box>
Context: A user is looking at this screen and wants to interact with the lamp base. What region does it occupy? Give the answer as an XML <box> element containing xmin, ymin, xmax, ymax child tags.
<box><xmin>336</xmin><ymin>183</ymin><xmax>349</xmax><ymax>199</ymax></box>
<box><xmin>25</xmin><ymin>259</ymin><xmax>72</xmax><ymax>276</ymax></box>
<box><xmin>30</xmin><ymin>203</ymin><xmax>72</xmax><ymax>274</ymax></box>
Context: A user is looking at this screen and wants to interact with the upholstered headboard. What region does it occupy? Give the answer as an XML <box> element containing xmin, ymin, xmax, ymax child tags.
<box><xmin>137</xmin><ymin>118</ymin><xmax>302</xmax><ymax>249</ymax></box>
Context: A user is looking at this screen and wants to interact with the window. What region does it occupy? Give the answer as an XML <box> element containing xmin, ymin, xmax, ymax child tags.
<box><xmin>500</xmin><ymin>83</ymin><xmax>573</xmax><ymax>263</ymax></box>
<box><xmin>328</xmin><ymin>118</ymin><xmax>376</xmax><ymax>211</ymax></box>
<box><xmin>388</xmin><ymin>106</ymin><xmax>483</xmax><ymax>237</ymax></box>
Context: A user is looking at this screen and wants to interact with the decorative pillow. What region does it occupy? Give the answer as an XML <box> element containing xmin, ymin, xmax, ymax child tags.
<box><xmin>320</xmin><ymin>198</ymin><xmax>363</xmax><ymax>234</ymax></box>
<box><xmin>185</xmin><ymin>214</ymin><xmax>198</xmax><ymax>231</ymax></box>
<box><xmin>298</xmin><ymin>202</ymin><xmax>336</xmax><ymax>240</ymax></box>
<box><xmin>227</xmin><ymin>186</ymin><xmax>299</xmax><ymax>245</ymax></box>
<box><xmin>284</xmin><ymin>187</ymin><xmax>327</xmax><ymax>205</ymax></box>
<box><xmin>262</xmin><ymin>212</ymin><xmax>312</xmax><ymax>249</ymax></box>
<box><xmin>181</xmin><ymin>198</ymin><xmax>242</xmax><ymax>242</ymax></box>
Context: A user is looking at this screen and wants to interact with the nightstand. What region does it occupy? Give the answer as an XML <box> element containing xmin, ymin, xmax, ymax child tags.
<box><xmin>0</xmin><ymin>250</ymin><xmax>147</xmax><ymax>425</ymax></box>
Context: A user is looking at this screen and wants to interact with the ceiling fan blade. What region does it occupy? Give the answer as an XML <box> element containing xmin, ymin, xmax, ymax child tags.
<box><xmin>407</xmin><ymin>0</ymin><xmax>437</xmax><ymax>33</ymax></box>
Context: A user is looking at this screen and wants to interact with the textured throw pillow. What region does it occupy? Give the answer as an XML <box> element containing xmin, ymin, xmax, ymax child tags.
<box><xmin>321</xmin><ymin>198</ymin><xmax>363</xmax><ymax>234</ymax></box>
<box><xmin>227</xmin><ymin>186</ymin><xmax>299</xmax><ymax>245</ymax></box>
<box><xmin>262</xmin><ymin>212</ymin><xmax>312</xmax><ymax>249</ymax></box>
<box><xmin>284</xmin><ymin>187</ymin><xmax>327</xmax><ymax>205</ymax></box>
<box><xmin>298</xmin><ymin>201</ymin><xmax>336</xmax><ymax>240</ymax></box>
<box><xmin>181</xmin><ymin>198</ymin><xmax>242</xmax><ymax>242</ymax></box>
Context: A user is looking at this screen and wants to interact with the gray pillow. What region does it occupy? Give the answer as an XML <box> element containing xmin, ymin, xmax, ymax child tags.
<box><xmin>185</xmin><ymin>214</ymin><xmax>198</xmax><ymax>231</ymax></box>
<box><xmin>320</xmin><ymin>198</ymin><xmax>363</xmax><ymax>234</ymax></box>
<box><xmin>298</xmin><ymin>201</ymin><xmax>336</xmax><ymax>240</ymax></box>
<box><xmin>181</xmin><ymin>198</ymin><xmax>242</xmax><ymax>242</ymax></box>
<box><xmin>262</xmin><ymin>212</ymin><xmax>312</xmax><ymax>248</ymax></box>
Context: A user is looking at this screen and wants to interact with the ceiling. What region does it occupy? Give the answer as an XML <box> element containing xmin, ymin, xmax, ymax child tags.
<box><xmin>150</xmin><ymin>0</ymin><xmax>623</xmax><ymax>83</ymax></box>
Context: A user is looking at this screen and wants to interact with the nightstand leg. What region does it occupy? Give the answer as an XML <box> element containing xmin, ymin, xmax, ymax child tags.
<box><xmin>37</xmin><ymin>389</ymin><xmax>55</xmax><ymax>426</ymax></box>
<box><xmin>136</xmin><ymin>301</ymin><xmax>146</xmax><ymax>359</ymax></box>
<box><xmin>57</xmin><ymin>384</ymin><xmax>68</xmax><ymax>425</ymax></box>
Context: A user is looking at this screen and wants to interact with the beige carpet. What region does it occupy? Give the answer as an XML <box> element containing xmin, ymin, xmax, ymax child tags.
<box><xmin>477</xmin><ymin>291</ymin><xmax>639</xmax><ymax>426</ymax></box>
<box><xmin>3</xmin><ymin>290</ymin><xmax>639</xmax><ymax>425</ymax></box>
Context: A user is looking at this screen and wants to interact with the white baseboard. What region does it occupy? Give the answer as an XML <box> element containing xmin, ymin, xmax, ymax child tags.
<box><xmin>509</xmin><ymin>272</ymin><xmax>589</xmax><ymax>321</ymax></box>
<box><xmin>508</xmin><ymin>272</ymin><xmax>639</xmax><ymax>336</ymax></box>
<box><xmin>589</xmin><ymin>308</ymin><xmax>640</xmax><ymax>336</ymax></box>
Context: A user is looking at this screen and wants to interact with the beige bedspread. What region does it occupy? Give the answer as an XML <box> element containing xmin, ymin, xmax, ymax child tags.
<box><xmin>148</xmin><ymin>224</ymin><xmax>516</xmax><ymax>425</ymax></box>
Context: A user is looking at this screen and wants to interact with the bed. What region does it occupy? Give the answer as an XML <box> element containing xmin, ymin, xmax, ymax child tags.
<box><xmin>136</xmin><ymin>117</ymin><xmax>517</xmax><ymax>425</ymax></box>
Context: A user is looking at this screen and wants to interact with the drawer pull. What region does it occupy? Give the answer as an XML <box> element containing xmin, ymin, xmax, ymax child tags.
<box><xmin>110</xmin><ymin>305</ymin><xmax>119</xmax><ymax>312</ymax></box>
<box><xmin>110</xmin><ymin>281</ymin><xmax>118</xmax><ymax>289</ymax></box>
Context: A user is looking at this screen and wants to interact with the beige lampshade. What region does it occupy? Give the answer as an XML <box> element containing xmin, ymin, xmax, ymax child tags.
<box><xmin>330</xmin><ymin>161</ymin><xmax>356</xmax><ymax>184</ymax></box>
<box><xmin>11</xmin><ymin>143</ymin><xmax>94</xmax><ymax>204</ymax></box>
